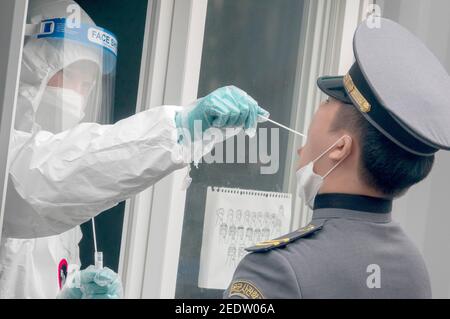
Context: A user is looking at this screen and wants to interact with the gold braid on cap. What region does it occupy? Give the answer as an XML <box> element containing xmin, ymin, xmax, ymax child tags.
<box><xmin>343</xmin><ymin>73</ymin><xmax>371</xmax><ymax>113</ymax></box>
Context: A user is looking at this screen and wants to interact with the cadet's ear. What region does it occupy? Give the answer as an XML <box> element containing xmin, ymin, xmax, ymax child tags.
<box><xmin>328</xmin><ymin>135</ymin><xmax>353</xmax><ymax>162</ymax></box>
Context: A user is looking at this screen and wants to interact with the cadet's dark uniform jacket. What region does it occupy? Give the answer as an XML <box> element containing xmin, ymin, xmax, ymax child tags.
<box><xmin>224</xmin><ymin>194</ymin><xmax>431</xmax><ymax>299</ymax></box>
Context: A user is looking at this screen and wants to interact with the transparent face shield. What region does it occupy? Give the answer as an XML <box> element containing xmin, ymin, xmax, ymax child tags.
<box><xmin>27</xmin><ymin>18</ymin><xmax>118</xmax><ymax>133</ymax></box>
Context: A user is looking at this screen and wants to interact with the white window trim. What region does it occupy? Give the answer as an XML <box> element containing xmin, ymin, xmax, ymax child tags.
<box><xmin>120</xmin><ymin>0</ymin><xmax>371</xmax><ymax>298</ymax></box>
<box><xmin>118</xmin><ymin>0</ymin><xmax>175</xmax><ymax>298</ymax></box>
<box><xmin>0</xmin><ymin>0</ymin><xmax>28</xmax><ymax>238</ymax></box>
<box><xmin>119</xmin><ymin>0</ymin><xmax>208</xmax><ymax>298</ymax></box>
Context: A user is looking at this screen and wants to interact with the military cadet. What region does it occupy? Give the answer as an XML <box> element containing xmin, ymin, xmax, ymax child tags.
<box><xmin>224</xmin><ymin>18</ymin><xmax>450</xmax><ymax>299</ymax></box>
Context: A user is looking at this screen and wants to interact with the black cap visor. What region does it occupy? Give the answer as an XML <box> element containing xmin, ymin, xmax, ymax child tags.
<box><xmin>317</xmin><ymin>76</ymin><xmax>352</xmax><ymax>104</ymax></box>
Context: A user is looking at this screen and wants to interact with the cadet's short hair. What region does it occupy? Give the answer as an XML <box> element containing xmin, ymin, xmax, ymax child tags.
<box><xmin>331</xmin><ymin>103</ymin><xmax>435</xmax><ymax>198</ymax></box>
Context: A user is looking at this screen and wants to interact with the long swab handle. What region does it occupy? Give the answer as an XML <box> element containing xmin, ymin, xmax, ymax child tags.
<box><xmin>258</xmin><ymin>115</ymin><xmax>307</xmax><ymax>138</ymax></box>
<box><xmin>91</xmin><ymin>218</ymin><xmax>103</xmax><ymax>269</ymax></box>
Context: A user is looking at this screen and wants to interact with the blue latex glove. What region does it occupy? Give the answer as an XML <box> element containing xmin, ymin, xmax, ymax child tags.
<box><xmin>57</xmin><ymin>283</ymin><xmax>83</xmax><ymax>299</ymax></box>
<box><xmin>58</xmin><ymin>266</ymin><xmax>123</xmax><ymax>299</ymax></box>
<box><xmin>80</xmin><ymin>266</ymin><xmax>123</xmax><ymax>299</ymax></box>
<box><xmin>175</xmin><ymin>86</ymin><xmax>269</xmax><ymax>141</ymax></box>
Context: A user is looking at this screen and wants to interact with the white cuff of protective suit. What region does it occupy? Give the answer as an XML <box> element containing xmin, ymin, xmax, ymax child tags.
<box><xmin>5</xmin><ymin>105</ymin><xmax>193</xmax><ymax>237</ymax></box>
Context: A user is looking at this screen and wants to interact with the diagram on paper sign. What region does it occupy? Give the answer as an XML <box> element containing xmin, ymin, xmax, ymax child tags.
<box><xmin>198</xmin><ymin>187</ymin><xmax>292</xmax><ymax>290</ymax></box>
<box><xmin>217</xmin><ymin>206</ymin><xmax>285</xmax><ymax>268</ymax></box>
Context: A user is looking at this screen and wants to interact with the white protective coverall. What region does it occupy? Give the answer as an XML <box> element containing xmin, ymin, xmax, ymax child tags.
<box><xmin>0</xmin><ymin>0</ymin><xmax>190</xmax><ymax>298</ymax></box>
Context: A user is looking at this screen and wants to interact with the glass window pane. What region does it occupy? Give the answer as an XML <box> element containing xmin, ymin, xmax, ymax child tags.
<box><xmin>175</xmin><ymin>0</ymin><xmax>305</xmax><ymax>298</ymax></box>
<box><xmin>74</xmin><ymin>0</ymin><xmax>149</xmax><ymax>272</ymax></box>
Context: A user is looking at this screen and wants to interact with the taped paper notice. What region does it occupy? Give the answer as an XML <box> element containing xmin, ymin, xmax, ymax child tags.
<box><xmin>198</xmin><ymin>187</ymin><xmax>292</xmax><ymax>289</ymax></box>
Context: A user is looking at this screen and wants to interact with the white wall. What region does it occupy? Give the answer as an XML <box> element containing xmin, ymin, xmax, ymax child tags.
<box><xmin>378</xmin><ymin>0</ymin><xmax>450</xmax><ymax>298</ymax></box>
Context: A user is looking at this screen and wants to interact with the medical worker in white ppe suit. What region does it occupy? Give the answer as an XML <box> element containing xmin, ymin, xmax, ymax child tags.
<box><xmin>0</xmin><ymin>0</ymin><xmax>269</xmax><ymax>298</ymax></box>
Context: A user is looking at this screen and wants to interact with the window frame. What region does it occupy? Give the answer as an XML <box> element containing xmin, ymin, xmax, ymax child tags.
<box><xmin>0</xmin><ymin>0</ymin><xmax>28</xmax><ymax>238</ymax></box>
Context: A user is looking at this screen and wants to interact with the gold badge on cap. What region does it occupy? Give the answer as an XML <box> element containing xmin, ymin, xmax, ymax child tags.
<box><xmin>344</xmin><ymin>73</ymin><xmax>371</xmax><ymax>113</ymax></box>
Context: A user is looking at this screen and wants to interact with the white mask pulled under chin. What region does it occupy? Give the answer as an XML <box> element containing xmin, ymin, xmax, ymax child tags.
<box><xmin>36</xmin><ymin>87</ymin><xmax>86</xmax><ymax>132</ymax></box>
<box><xmin>296</xmin><ymin>136</ymin><xmax>349</xmax><ymax>208</ymax></box>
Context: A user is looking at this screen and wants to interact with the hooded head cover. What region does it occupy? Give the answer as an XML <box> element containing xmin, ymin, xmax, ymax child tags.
<box><xmin>17</xmin><ymin>0</ymin><xmax>117</xmax><ymax>133</ymax></box>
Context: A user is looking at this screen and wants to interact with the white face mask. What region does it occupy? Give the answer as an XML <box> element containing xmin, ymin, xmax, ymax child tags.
<box><xmin>37</xmin><ymin>87</ymin><xmax>86</xmax><ymax>132</ymax></box>
<box><xmin>296</xmin><ymin>136</ymin><xmax>349</xmax><ymax>207</ymax></box>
